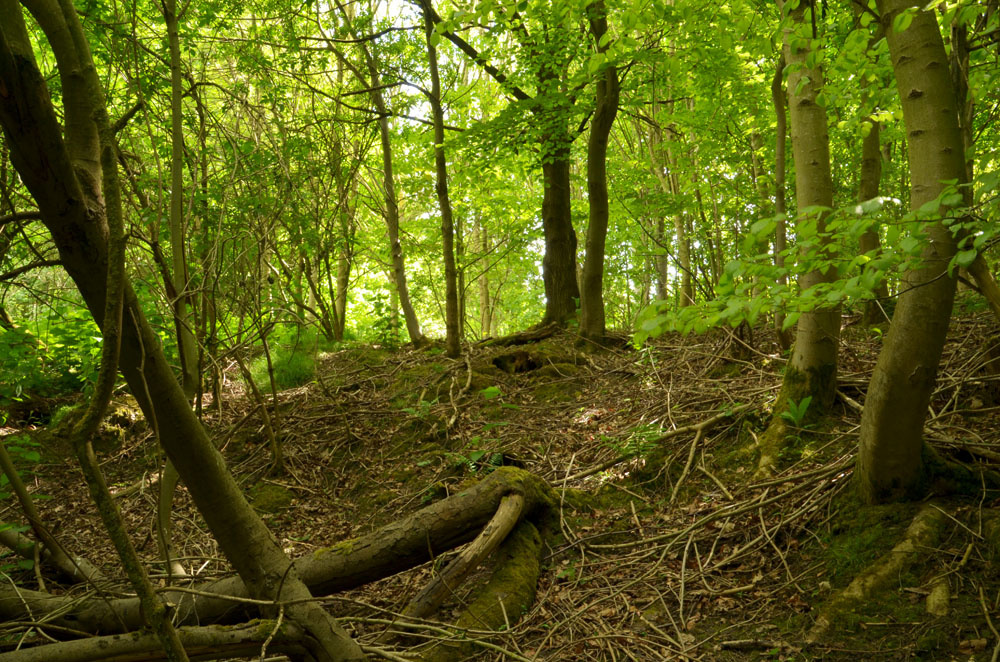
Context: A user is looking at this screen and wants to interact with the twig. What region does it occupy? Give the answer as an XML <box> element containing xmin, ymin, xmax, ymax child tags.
<box><xmin>560</xmin><ymin>405</ymin><xmax>750</xmax><ymax>484</ymax></box>
<box><xmin>979</xmin><ymin>586</ymin><xmax>1000</xmax><ymax>662</ymax></box>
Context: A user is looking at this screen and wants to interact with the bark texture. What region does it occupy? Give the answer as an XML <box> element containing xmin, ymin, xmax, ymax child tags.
<box><xmin>0</xmin><ymin>5</ymin><xmax>362</xmax><ymax>659</ymax></box>
<box><xmin>541</xmin><ymin>148</ymin><xmax>580</xmax><ymax>325</ymax></box>
<box><xmin>856</xmin><ymin>0</ymin><xmax>967</xmax><ymax>503</ymax></box>
<box><xmin>579</xmin><ymin>0</ymin><xmax>620</xmax><ymax>339</ymax></box>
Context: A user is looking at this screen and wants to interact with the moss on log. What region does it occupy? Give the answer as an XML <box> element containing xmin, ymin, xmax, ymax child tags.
<box><xmin>421</xmin><ymin>520</ymin><xmax>543</xmax><ymax>662</ymax></box>
<box><xmin>0</xmin><ymin>467</ymin><xmax>554</xmax><ymax>635</ymax></box>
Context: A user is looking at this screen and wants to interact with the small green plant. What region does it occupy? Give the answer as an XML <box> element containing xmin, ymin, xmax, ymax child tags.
<box><xmin>480</xmin><ymin>385</ymin><xmax>502</xmax><ymax>400</ymax></box>
<box><xmin>402</xmin><ymin>398</ymin><xmax>436</xmax><ymax>418</ymax></box>
<box><xmin>248</xmin><ymin>326</ymin><xmax>319</xmax><ymax>391</ymax></box>
<box><xmin>780</xmin><ymin>395</ymin><xmax>813</xmax><ymax>428</ymax></box>
<box><xmin>446</xmin><ymin>437</ymin><xmax>504</xmax><ymax>474</ymax></box>
<box><xmin>0</xmin><ymin>435</ymin><xmax>38</xmax><ymax>576</ymax></box>
<box><xmin>602</xmin><ymin>422</ymin><xmax>662</xmax><ymax>457</ymax></box>
<box><xmin>0</xmin><ymin>312</ymin><xmax>103</xmax><ymax>410</ymax></box>
<box><xmin>370</xmin><ymin>292</ymin><xmax>401</xmax><ymax>348</ymax></box>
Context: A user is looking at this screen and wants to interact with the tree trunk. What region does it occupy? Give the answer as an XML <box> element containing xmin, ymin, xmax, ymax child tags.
<box><xmin>365</xmin><ymin>53</ymin><xmax>423</xmax><ymax>345</ymax></box>
<box><xmin>857</xmin><ymin>117</ymin><xmax>889</xmax><ymax>326</ymax></box>
<box><xmin>579</xmin><ymin>0</ymin><xmax>620</xmax><ymax>340</ymax></box>
<box><xmin>856</xmin><ymin>11</ymin><xmax>890</xmax><ymax>327</ymax></box>
<box><xmin>477</xmin><ymin>220</ymin><xmax>492</xmax><ymax>338</ymax></box>
<box><xmin>424</xmin><ymin>8</ymin><xmax>460</xmax><ymax>357</ymax></box>
<box><xmin>771</xmin><ymin>53</ymin><xmax>792</xmax><ymax>349</ymax></box>
<box><xmin>856</xmin><ymin>0</ymin><xmax>967</xmax><ymax>503</ymax></box>
<box><xmin>541</xmin><ymin>144</ymin><xmax>580</xmax><ymax>325</ymax></box>
<box><xmin>655</xmin><ymin>215</ymin><xmax>669</xmax><ymax>300</ymax></box>
<box><xmin>0</xmin><ymin>5</ymin><xmax>363</xmax><ymax>659</ymax></box>
<box><xmin>778</xmin><ymin>0</ymin><xmax>839</xmax><ymax>405</ymax></box>
<box><xmin>164</xmin><ymin>0</ymin><xmax>198</xmax><ymax>399</ymax></box>
<box><xmin>757</xmin><ymin>0</ymin><xmax>839</xmax><ymax>475</ymax></box>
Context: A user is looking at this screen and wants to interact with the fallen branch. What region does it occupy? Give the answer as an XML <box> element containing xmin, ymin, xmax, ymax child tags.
<box><xmin>0</xmin><ymin>526</ymin><xmax>105</xmax><ymax>585</ymax></box>
<box><xmin>402</xmin><ymin>493</ymin><xmax>524</xmax><ymax>620</ymax></box>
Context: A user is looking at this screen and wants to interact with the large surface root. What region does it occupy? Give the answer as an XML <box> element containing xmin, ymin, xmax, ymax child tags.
<box><xmin>806</xmin><ymin>502</ymin><xmax>949</xmax><ymax>643</ymax></box>
<box><xmin>0</xmin><ymin>467</ymin><xmax>553</xmax><ymax>637</ymax></box>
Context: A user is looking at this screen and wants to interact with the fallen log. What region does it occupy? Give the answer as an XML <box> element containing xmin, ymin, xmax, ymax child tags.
<box><xmin>0</xmin><ymin>467</ymin><xmax>553</xmax><ymax>636</ymax></box>
<box><xmin>0</xmin><ymin>620</ymin><xmax>307</xmax><ymax>662</ymax></box>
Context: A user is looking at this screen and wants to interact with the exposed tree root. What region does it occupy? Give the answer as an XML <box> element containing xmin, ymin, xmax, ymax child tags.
<box><xmin>420</xmin><ymin>519</ymin><xmax>543</xmax><ymax>662</ymax></box>
<box><xmin>0</xmin><ymin>620</ymin><xmax>307</xmax><ymax>662</ymax></box>
<box><xmin>402</xmin><ymin>493</ymin><xmax>525</xmax><ymax>620</ymax></box>
<box><xmin>0</xmin><ymin>467</ymin><xmax>554</xmax><ymax>639</ymax></box>
<box><xmin>754</xmin><ymin>415</ymin><xmax>789</xmax><ymax>478</ymax></box>
<box><xmin>806</xmin><ymin>502</ymin><xmax>948</xmax><ymax>643</ymax></box>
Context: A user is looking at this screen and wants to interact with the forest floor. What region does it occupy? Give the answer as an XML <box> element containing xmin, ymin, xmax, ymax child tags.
<box><xmin>4</xmin><ymin>303</ymin><xmax>1000</xmax><ymax>661</ymax></box>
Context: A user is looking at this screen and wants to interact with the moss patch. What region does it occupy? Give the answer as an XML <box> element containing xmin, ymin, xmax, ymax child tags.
<box><xmin>423</xmin><ymin>520</ymin><xmax>543</xmax><ymax>662</ymax></box>
<box><xmin>821</xmin><ymin>492</ymin><xmax>917</xmax><ymax>588</ymax></box>
<box><xmin>249</xmin><ymin>482</ymin><xmax>295</xmax><ymax>514</ymax></box>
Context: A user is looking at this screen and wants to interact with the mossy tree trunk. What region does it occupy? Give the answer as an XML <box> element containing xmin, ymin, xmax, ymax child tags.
<box><xmin>758</xmin><ymin>0</ymin><xmax>838</xmax><ymax>473</ymax></box>
<box><xmin>856</xmin><ymin>0</ymin><xmax>967</xmax><ymax>503</ymax></box>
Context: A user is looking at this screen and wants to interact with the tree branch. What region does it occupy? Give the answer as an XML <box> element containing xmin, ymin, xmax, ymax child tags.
<box><xmin>0</xmin><ymin>259</ymin><xmax>62</xmax><ymax>282</ymax></box>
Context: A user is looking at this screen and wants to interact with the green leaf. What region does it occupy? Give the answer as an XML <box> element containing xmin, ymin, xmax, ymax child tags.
<box><xmin>893</xmin><ymin>10</ymin><xmax>914</xmax><ymax>33</ymax></box>
<box><xmin>480</xmin><ymin>386</ymin><xmax>502</xmax><ymax>400</ymax></box>
<box><xmin>955</xmin><ymin>249</ymin><xmax>977</xmax><ymax>268</ymax></box>
<box><xmin>941</xmin><ymin>193</ymin><xmax>964</xmax><ymax>207</ymax></box>
<box><xmin>900</xmin><ymin>236</ymin><xmax>921</xmax><ymax>254</ymax></box>
<box><xmin>917</xmin><ymin>198</ymin><xmax>941</xmax><ymax>215</ymax></box>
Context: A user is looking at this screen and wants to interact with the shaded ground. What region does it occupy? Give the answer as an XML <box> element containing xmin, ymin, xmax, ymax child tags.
<box><xmin>2</xmin><ymin>306</ymin><xmax>1000</xmax><ymax>660</ymax></box>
